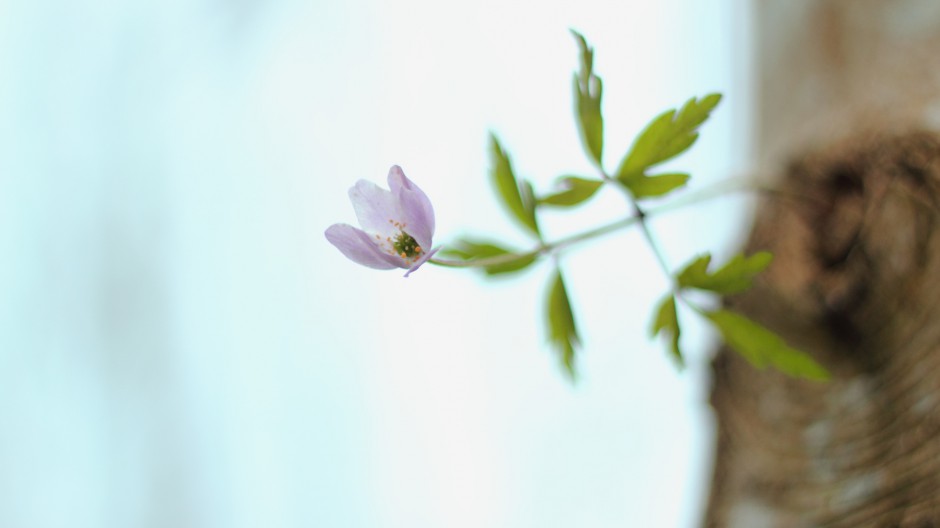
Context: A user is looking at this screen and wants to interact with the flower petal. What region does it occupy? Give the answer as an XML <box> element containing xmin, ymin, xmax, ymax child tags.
<box><xmin>403</xmin><ymin>246</ymin><xmax>441</xmax><ymax>277</ymax></box>
<box><xmin>348</xmin><ymin>179</ymin><xmax>402</xmax><ymax>237</ymax></box>
<box><xmin>325</xmin><ymin>223</ymin><xmax>403</xmax><ymax>269</ymax></box>
<box><xmin>388</xmin><ymin>166</ymin><xmax>435</xmax><ymax>250</ymax></box>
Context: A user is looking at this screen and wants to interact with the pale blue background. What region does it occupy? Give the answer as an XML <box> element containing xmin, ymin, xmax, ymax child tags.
<box><xmin>0</xmin><ymin>1</ymin><xmax>754</xmax><ymax>526</ymax></box>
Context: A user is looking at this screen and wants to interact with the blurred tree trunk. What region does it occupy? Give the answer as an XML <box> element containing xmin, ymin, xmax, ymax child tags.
<box><xmin>704</xmin><ymin>1</ymin><xmax>940</xmax><ymax>526</ymax></box>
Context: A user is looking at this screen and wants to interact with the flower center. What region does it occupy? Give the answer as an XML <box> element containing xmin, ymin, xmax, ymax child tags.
<box><xmin>392</xmin><ymin>230</ymin><xmax>423</xmax><ymax>259</ymax></box>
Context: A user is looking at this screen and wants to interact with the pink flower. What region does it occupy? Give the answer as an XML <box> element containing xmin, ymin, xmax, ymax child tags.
<box><xmin>325</xmin><ymin>166</ymin><xmax>438</xmax><ymax>277</ymax></box>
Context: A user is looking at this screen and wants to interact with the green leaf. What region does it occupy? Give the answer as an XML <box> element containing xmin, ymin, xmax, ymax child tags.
<box><xmin>547</xmin><ymin>270</ymin><xmax>580</xmax><ymax>379</ymax></box>
<box><xmin>539</xmin><ymin>176</ymin><xmax>604</xmax><ymax>207</ymax></box>
<box><xmin>677</xmin><ymin>251</ymin><xmax>773</xmax><ymax>294</ymax></box>
<box><xmin>616</xmin><ymin>93</ymin><xmax>722</xmax><ymax>183</ymax></box>
<box><xmin>439</xmin><ymin>239</ymin><xmax>538</xmax><ymax>276</ymax></box>
<box><xmin>650</xmin><ymin>295</ymin><xmax>683</xmax><ymax>366</ymax></box>
<box><xmin>624</xmin><ymin>172</ymin><xmax>690</xmax><ymax>199</ymax></box>
<box><xmin>704</xmin><ymin>310</ymin><xmax>830</xmax><ymax>381</ymax></box>
<box><xmin>520</xmin><ymin>179</ymin><xmax>539</xmax><ymax>222</ymax></box>
<box><xmin>570</xmin><ymin>30</ymin><xmax>594</xmax><ymax>83</ymax></box>
<box><xmin>571</xmin><ymin>30</ymin><xmax>604</xmax><ymax>166</ymax></box>
<box><xmin>490</xmin><ymin>135</ymin><xmax>540</xmax><ymax>236</ymax></box>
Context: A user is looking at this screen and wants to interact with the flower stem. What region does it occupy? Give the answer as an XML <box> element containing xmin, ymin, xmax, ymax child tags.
<box><xmin>429</xmin><ymin>215</ymin><xmax>637</xmax><ymax>268</ymax></box>
<box><xmin>648</xmin><ymin>176</ymin><xmax>752</xmax><ymax>215</ymax></box>
<box><xmin>551</xmin><ymin>214</ymin><xmax>639</xmax><ymax>251</ymax></box>
<box><xmin>429</xmin><ymin>249</ymin><xmax>540</xmax><ymax>269</ymax></box>
<box><xmin>430</xmin><ymin>176</ymin><xmax>767</xmax><ymax>270</ymax></box>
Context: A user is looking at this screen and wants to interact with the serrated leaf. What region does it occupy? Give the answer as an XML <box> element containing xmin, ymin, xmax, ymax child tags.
<box><xmin>571</xmin><ymin>30</ymin><xmax>604</xmax><ymax>166</ymax></box>
<box><xmin>490</xmin><ymin>135</ymin><xmax>540</xmax><ymax>236</ymax></box>
<box><xmin>439</xmin><ymin>239</ymin><xmax>538</xmax><ymax>276</ymax></box>
<box><xmin>616</xmin><ymin>93</ymin><xmax>722</xmax><ymax>182</ymax></box>
<box><xmin>705</xmin><ymin>310</ymin><xmax>830</xmax><ymax>381</ymax></box>
<box><xmin>650</xmin><ymin>295</ymin><xmax>683</xmax><ymax>366</ymax></box>
<box><xmin>547</xmin><ymin>270</ymin><xmax>580</xmax><ymax>379</ymax></box>
<box><xmin>624</xmin><ymin>172</ymin><xmax>690</xmax><ymax>199</ymax></box>
<box><xmin>677</xmin><ymin>251</ymin><xmax>773</xmax><ymax>294</ymax></box>
<box><xmin>539</xmin><ymin>176</ymin><xmax>604</xmax><ymax>207</ymax></box>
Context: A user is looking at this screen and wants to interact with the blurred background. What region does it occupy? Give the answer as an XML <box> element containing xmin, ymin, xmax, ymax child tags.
<box><xmin>0</xmin><ymin>1</ymin><xmax>755</xmax><ymax>526</ymax></box>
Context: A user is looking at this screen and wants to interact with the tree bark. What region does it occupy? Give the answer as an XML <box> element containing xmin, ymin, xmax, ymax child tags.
<box><xmin>705</xmin><ymin>2</ymin><xmax>940</xmax><ymax>526</ymax></box>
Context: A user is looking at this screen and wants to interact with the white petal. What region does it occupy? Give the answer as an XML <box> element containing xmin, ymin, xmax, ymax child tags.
<box><xmin>387</xmin><ymin>166</ymin><xmax>435</xmax><ymax>249</ymax></box>
<box><xmin>348</xmin><ymin>179</ymin><xmax>402</xmax><ymax>237</ymax></box>
<box><xmin>325</xmin><ymin>224</ymin><xmax>403</xmax><ymax>269</ymax></box>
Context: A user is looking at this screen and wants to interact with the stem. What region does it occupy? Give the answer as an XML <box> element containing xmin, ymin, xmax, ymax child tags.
<box><xmin>602</xmin><ymin>172</ymin><xmax>675</xmax><ymax>285</ymax></box>
<box><xmin>636</xmin><ymin>205</ymin><xmax>673</xmax><ymax>279</ymax></box>
<box><xmin>552</xmin><ymin>214</ymin><xmax>639</xmax><ymax>251</ymax></box>
<box><xmin>646</xmin><ymin>177</ymin><xmax>752</xmax><ymax>215</ymax></box>
<box><xmin>430</xmin><ymin>214</ymin><xmax>638</xmax><ymax>268</ymax></box>
<box><xmin>430</xmin><ymin>177</ymin><xmax>771</xmax><ymax>270</ymax></box>
<box><xmin>430</xmin><ymin>249</ymin><xmax>540</xmax><ymax>269</ymax></box>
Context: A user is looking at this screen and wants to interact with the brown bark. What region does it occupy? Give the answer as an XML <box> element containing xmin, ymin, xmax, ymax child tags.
<box><xmin>704</xmin><ymin>1</ymin><xmax>940</xmax><ymax>526</ymax></box>
<box><xmin>706</xmin><ymin>131</ymin><xmax>940</xmax><ymax>527</ymax></box>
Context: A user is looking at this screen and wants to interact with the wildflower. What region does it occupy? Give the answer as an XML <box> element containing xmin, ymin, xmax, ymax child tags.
<box><xmin>325</xmin><ymin>165</ymin><xmax>438</xmax><ymax>276</ymax></box>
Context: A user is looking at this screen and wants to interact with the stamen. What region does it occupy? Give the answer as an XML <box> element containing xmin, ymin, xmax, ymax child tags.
<box><xmin>391</xmin><ymin>230</ymin><xmax>422</xmax><ymax>259</ymax></box>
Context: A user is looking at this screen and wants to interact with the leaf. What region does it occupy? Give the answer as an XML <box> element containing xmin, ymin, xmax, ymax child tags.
<box><xmin>624</xmin><ymin>172</ymin><xmax>689</xmax><ymax>199</ymax></box>
<box><xmin>616</xmin><ymin>93</ymin><xmax>722</xmax><ymax>183</ymax></box>
<box><xmin>439</xmin><ymin>239</ymin><xmax>538</xmax><ymax>276</ymax></box>
<box><xmin>520</xmin><ymin>179</ymin><xmax>539</xmax><ymax>222</ymax></box>
<box><xmin>570</xmin><ymin>30</ymin><xmax>593</xmax><ymax>84</ymax></box>
<box><xmin>546</xmin><ymin>270</ymin><xmax>580</xmax><ymax>379</ymax></box>
<box><xmin>677</xmin><ymin>251</ymin><xmax>773</xmax><ymax>294</ymax></box>
<box><xmin>571</xmin><ymin>30</ymin><xmax>604</xmax><ymax>166</ymax></box>
<box><xmin>650</xmin><ymin>295</ymin><xmax>683</xmax><ymax>366</ymax></box>
<box><xmin>490</xmin><ymin>135</ymin><xmax>540</xmax><ymax>236</ymax></box>
<box><xmin>539</xmin><ymin>176</ymin><xmax>604</xmax><ymax>207</ymax></box>
<box><xmin>704</xmin><ymin>310</ymin><xmax>830</xmax><ymax>381</ymax></box>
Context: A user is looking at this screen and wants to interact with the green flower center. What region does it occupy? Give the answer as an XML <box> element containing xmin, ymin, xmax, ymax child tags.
<box><xmin>392</xmin><ymin>231</ymin><xmax>422</xmax><ymax>259</ymax></box>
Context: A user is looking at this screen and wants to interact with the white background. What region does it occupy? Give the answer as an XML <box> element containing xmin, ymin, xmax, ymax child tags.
<box><xmin>0</xmin><ymin>1</ymin><xmax>754</xmax><ymax>526</ymax></box>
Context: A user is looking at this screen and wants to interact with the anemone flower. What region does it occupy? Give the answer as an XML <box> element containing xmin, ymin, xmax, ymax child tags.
<box><xmin>325</xmin><ymin>166</ymin><xmax>438</xmax><ymax>277</ymax></box>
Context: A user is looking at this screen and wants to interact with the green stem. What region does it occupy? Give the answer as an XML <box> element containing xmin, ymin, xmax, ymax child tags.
<box><xmin>430</xmin><ymin>249</ymin><xmax>540</xmax><ymax>269</ymax></box>
<box><xmin>430</xmin><ymin>177</ymin><xmax>770</xmax><ymax>270</ymax></box>
<box><xmin>551</xmin><ymin>214</ymin><xmax>639</xmax><ymax>251</ymax></box>
<box><xmin>429</xmin><ymin>214</ymin><xmax>638</xmax><ymax>268</ymax></box>
<box><xmin>636</xmin><ymin>206</ymin><xmax>673</xmax><ymax>279</ymax></box>
<box><xmin>647</xmin><ymin>177</ymin><xmax>752</xmax><ymax>215</ymax></box>
<box><xmin>602</xmin><ymin>172</ymin><xmax>675</xmax><ymax>285</ymax></box>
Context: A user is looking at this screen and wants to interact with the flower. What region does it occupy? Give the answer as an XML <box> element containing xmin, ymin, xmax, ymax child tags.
<box><xmin>325</xmin><ymin>165</ymin><xmax>438</xmax><ymax>277</ymax></box>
